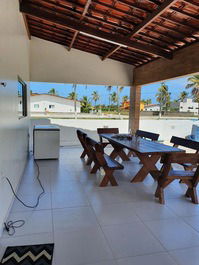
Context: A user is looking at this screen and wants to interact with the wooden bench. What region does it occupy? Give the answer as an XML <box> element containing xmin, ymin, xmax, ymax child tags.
<box><xmin>155</xmin><ymin>153</ymin><xmax>199</xmax><ymax>204</ymax></box>
<box><xmin>170</xmin><ymin>136</ymin><xmax>199</xmax><ymax>171</ymax></box>
<box><xmin>86</xmin><ymin>136</ymin><xmax>124</xmax><ymax>186</ymax></box>
<box><xmin>97</xmin><ymin>128</ymin><xmax>119</xmax><ymax>148</ymax></box>
<box><xmin>76</xmin><ymin>129</ymin><xmax>92</xmax><ymax>165</ymax></box>
<box><xmin>128</xmin><ymin>130</ymin><xmax>160</xmax><ymax>157</ymax></box>
<box><xmin>85</xmin><ymin>136</ymin><xmax>100</xmax><ymax>174</ymax></box>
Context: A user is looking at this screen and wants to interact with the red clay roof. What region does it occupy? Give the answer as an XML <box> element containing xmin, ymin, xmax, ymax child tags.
<box><xmin>20</xmin><ymin>0</ymin><xmax>199</xmax><ymax>66</ymax></box>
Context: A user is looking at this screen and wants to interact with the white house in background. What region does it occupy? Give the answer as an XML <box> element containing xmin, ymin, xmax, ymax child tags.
<box><xmin>144</xmin><ymin>104</ymin><xmax>160</xmax><ymax>111</ymax></box>
<box><xmin>30</xmin><ymin>94</ymin><xmax>81</xmax><ymax>113</ymax></box>
<box><xmin>179</xmin><ymin>98</ymin><xmax>199</xmax><ymax>114</ymax></box>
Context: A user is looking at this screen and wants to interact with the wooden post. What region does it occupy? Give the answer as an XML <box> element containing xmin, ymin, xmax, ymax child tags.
<box><xmin>129</xmin><ymin>85</ymin><xmax>141</xmax><ymax>134</ymax></box>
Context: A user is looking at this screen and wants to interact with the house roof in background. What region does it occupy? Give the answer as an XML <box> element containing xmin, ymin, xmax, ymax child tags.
<box><xmin>19</xmin><ymin>0</ymin><xmax>199</xmax><ymax>67</ymax></box>
<box><xmin>31</xmin><ymin>93</ymin><xmax>80</xmax><ymax>102</ymax></box>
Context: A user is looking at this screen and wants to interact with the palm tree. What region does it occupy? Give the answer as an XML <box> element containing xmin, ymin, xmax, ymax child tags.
<box><xmin>67</xmin><ymin>91</ymin><xmax>77</xmax><ymax>100</ymax></box>
<box><xmin>81</xmin><ymin>96</ymin><xmax>92</xmax><ymax>113</ymax></box>
<box><xmin>117</xmin><ymin>86</ymin><xmax>124</xmax><ymax>114</ymax></box>
<box><xmin>107</xmin><ymin>85</ymin><xmax>112</xmax><ymax>111</ymax></box>
<box><xmin>186</xmin><ymin>75</ymin><xmax>199</xmax><ymax>103</ymax></box>
<box><xmin>141</xmin><ymin>98</ymin><xmax>152</xmax><ymax>105</ymax></box>
<box><xmin>156</xmin><ymin>82</ymin><xmax>170</xmax><ymax>117</ymax></box>
<box><xmin>70</xmin><ymin>84</ymin><xmax>77</xmax><ymax>118</ymax></box>
<box><xmin>48</xmin><ymin>88</ymin><xmax>57</xmax><ymax>95</ymax></box>
<box><xmin>179</xmin><ymin>91</ymin><xmax>188</xmax><ymax>102</ymax></box>
<box><xmin>92</xmin><ymin>91</ymin><xmax>100</xmax><ymax>109</ymax></box>
<box><xmin>110</xmin><ymin>92</ymin><xmax>118</xmax><ymax>107</ymax></box>
<box><xmin>122</xmin><ymin>95</ymin><xmax>129</xmax><ymax>103</ymax></box>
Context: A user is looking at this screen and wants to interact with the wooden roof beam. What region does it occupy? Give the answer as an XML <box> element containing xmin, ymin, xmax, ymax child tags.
<box><xmin>20</xmin><ymin>2</ymin><xmax>172</xmax><ymax>59</ymax></box>
<box><xmin>169</xmin><ymin>7</ymin><xmax>199</xmax><ymax>21</ymax></box>
<box><xmin>68</xmin><ymin>0</ymin><xmax>92</xmax><ymax>51</ymax></box>
<box><xmin>102</xmin><ymin>0</ymin><xmax>177</xmax><ymax>60</ymax></box>
<box><xmin>180</xmin><ymin>0</ymin><xmax>199</xmax><ymax>8</ymax></box>
<box><xmin>102</xmin><ymin>45</ymin><xmax>121</xmax><ymax>60</ymax></box>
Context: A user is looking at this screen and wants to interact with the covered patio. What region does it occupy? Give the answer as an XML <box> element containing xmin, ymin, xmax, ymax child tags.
<box><xmin>1</xmin><ymin>146</ymin><xmax>199</xmax><ymax>265</ymax></box>
<box><xmin>0</xmin><ymin>0</ymin><xmax>199</xmax><ymax>264</ymax></box>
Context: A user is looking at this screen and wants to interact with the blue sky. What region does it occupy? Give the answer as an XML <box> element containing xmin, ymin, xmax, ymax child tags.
<box><xmin>30</xmin><ymin>75</ymin><xmax>192</xmax><ymax>105</ymax></box>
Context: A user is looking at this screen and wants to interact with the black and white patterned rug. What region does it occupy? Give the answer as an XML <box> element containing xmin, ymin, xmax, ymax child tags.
<box><xmin>0</xmin><ymin>244</ymin><xmax>54</xmax><ymax>265</ymax></box>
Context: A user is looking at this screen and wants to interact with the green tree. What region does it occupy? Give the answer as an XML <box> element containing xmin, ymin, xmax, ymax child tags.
<box><xmin>110</xmin><ymin>92</ymin><xmax>118</xmax><ymax>106</ymax></box>
<box><xmin>74</xmin><ymin>84</ymin><xmax>77</xmax><ymax>118</ymax></box>
<box><xmin>117</xmin><ymin>86</ymin><xmax>124</xmax><ymax>113</ymax></box>
<box><xmin>186</xmin><ymin>75</ymin><xmax>199</xmax><ymax>103</ymax></box>
<box><xmin>156</xmin><ymin>82</ymin><xmax>170</xmax><ymax>117</ymax></box>
<box><xmin>92</xmin><ymin>91</ymin><xmax>100</xmax><ymax>109</ymax></box>
<box><xmin>141</xmin><ymin>98</ymin><xmax>152</xmax><ymax>105</ymax></box>
<box><xmin>107</xmin><ymin>85</ymin><xmax>112</xmax><ymax>111</ymax></box>
<box><xmin>122</xmin><ymin>95</ymin><xmax>129</xmax><ymax>103</ymax></box>
<box><xmin>48</xmin><ymin>88</ymin><xmax>57</xmax><ymax>95</ymax></box>
<box><xmin>179</xmin><ymin>91</ymin><xmax>188</xmax><ymax>102</ymax></box>
<box><xmin>81</xmin><ymin>96</ymin><xmax>92</xmax><ymax>113</ymax></box>
<box><xmin>67</xmin><ymin>92</ymin><xmax>77</xmax><ymax>100</ymax></box>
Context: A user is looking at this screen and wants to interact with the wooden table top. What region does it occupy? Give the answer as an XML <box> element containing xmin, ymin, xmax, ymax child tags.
<box><xmin>100</xmin><ymin>134</ymin><xmax>184</xmax><ymax>155</ymax></box>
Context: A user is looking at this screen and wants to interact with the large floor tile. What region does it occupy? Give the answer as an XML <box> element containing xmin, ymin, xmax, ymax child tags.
<box><xmin>53</xmin><ymin>206</ymin><xmax>99</xmax><ymax>232</ymax></box>
<box><xmin>51</xmin><ymin>179</ymin><xmax>83</xmax><ymax>194</ymax></box>
<box><xmin>54</xmin><ymin>227</ymin><xmax>113</xmax><ymax>265</ymax></box>
<box><xmin>102</xmin><ymin>222</ymin><xmax>164</xmax><ymax>258</ymax></box>
<box><xmin>166</xmin><ymin>199</ymin><xmax>199</xmax><ymax>217</ymax></box>
<box><xmin>145</xmin><ymin>218</ymin><xmax>199</xmax><ymax>250</ymax></box>
<box><xmin>87</xmin><ymin>187</ymin><xmax>137</xmax><ymax>207</ymax></box>
<box><xmin>92</xmin><ymin>202</ymin><xmax>139</xmax><ymax>225</ymax></box>
<box><xmin>169</xmin><ymin>247</ymin><xmax>199</xmax><ymax>265</ymax></box>
<box><xmin>133</xmin><ymin>201</ymin><xmax>177</xmax><ymax>221</ymax></box>
<box><xmin>11</xmin><ymin>192</ymin><xmax>51</xmax><ymax>212</ymax></box>
<box><xmin>51</xmin><ymin>188</ymin><xmax>89</xmax><ymax>209</ymax></box>
<box><xmin>84</xmin><ymin>261</ymin><xmax>117</xmax><ymax>265</ymax></box>
<box><xmin>17</xmin><ymin>176</ymin><xmax>51</xmax><ymax>195</ymax></box>
<box><xmin>183</xmin><ymin>215</ymin><xmax>199</xmax><ymax>232</ymax></box>
<box><xmin>2</xmin><ymin>210</ymin><xmax>53</xmax><ymax>238</ymax></box>
<box><xmin>117</xmin><ymin>252</ymin><xmax>177</xmax><ymax>265</ymax></box>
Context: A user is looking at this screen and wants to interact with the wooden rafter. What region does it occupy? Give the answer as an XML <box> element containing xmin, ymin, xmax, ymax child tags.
<box><xmin>102</xmin><ymin>45</ymin><xmax>121</xmax><ymax>60</ymax></box>
<box><xmin>180</xmin><ymin>0</ymin><xmax>199</xmax><ymax>8</ymax></box>
<box><xmin>68</xmin><ymin>0</ymin><xmax>92</xmax><ymax>51</ymax></box>
<box><xmin>20</xmin><ymin>2</ymin><xmax>173</xmax><ymax>59</ymax></box>
<box><xmin>102</xmin><ymin>0</ymin><xmax>179</xmax><ymax>60</ymax></box>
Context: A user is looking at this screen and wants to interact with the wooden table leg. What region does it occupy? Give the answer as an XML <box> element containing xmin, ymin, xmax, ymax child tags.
<box><xmin>110</xmin><ymin>144</ymin><xmax>130</xmax><ymax>161</ymax></box>
<box><xmin>131</xmin><ymin>154</ymin><xmax>160</xmax><ymax>183</ymax></box>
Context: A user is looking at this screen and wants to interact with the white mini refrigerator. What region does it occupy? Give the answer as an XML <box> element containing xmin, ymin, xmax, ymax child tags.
<box><xmin>33</xmin><ymin>125</ymin><xmax>60</xmax><ymax>160</ymax></box>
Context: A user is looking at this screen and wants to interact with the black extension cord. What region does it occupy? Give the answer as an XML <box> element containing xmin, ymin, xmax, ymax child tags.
<box><xmin>4</xmin><ymin>158</ymin><xmax>45</xmax><ymax>236</ymax></box>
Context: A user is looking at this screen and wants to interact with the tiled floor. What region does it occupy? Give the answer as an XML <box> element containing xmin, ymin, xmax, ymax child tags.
<box><xmin>1</xmin><ymin>146</ymin><xmax>199</xmax><ymax>265</ymax></box>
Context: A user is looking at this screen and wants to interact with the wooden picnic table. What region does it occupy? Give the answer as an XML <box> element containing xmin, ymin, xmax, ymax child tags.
<box><xmin>100</xmin><ymin>133</ymin><xmax>184</xmax><ymax>183</ymax></box>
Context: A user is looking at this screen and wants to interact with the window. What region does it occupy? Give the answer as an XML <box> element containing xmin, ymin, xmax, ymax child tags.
<box><xmin>188</xmin><ymin>107</ymin><xmax>193</xmax><ymax>109</ymax></box>
<box><xmin>34</xmin><ymin>104</ymin><xmax>39</xmax><ymax>109</ymax></box>
<box><xmin>18</xmin><ymin>76</ymin><xmax>27</xmax><ymax>118</ymax></box>
<box><xmin>49</xmin><ymin>105</ymin><xmax>55</xmax><ymax>109</ymax></box>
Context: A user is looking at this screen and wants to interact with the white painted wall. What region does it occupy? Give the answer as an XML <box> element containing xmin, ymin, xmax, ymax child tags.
<box><xmin>144</xmin><ymin>105</ymin><xmax>160</xmax><ymax>111</ymax></box>
<box><xmin>0</xmin><ymin>0</ymin><xmax>30</xmax><ymax>233</ymax></box>
<box><xmin>31</xmin><ymin>95</ymin><xmax>81</xmax><ymax>113</ymax></box>
<box><xmin>30</xmin><ymin>37</ymin><xmax>133</xmax><ymax>86</ymax></box>
<box><xmin>30</xmin><ymin>118</ymin><xmax>199</xmax><ymax>147</ymax></box>
<box><xmin>180</xmin><ymin>98</ymin><xmax>199</xmax><ymax>114</ymax></box>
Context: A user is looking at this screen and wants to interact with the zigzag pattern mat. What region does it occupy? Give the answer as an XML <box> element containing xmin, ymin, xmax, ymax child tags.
<box><xmin>0</xmin><ymin>243</ymin><xmax>54</xmax><ymax>265</ymax></box>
